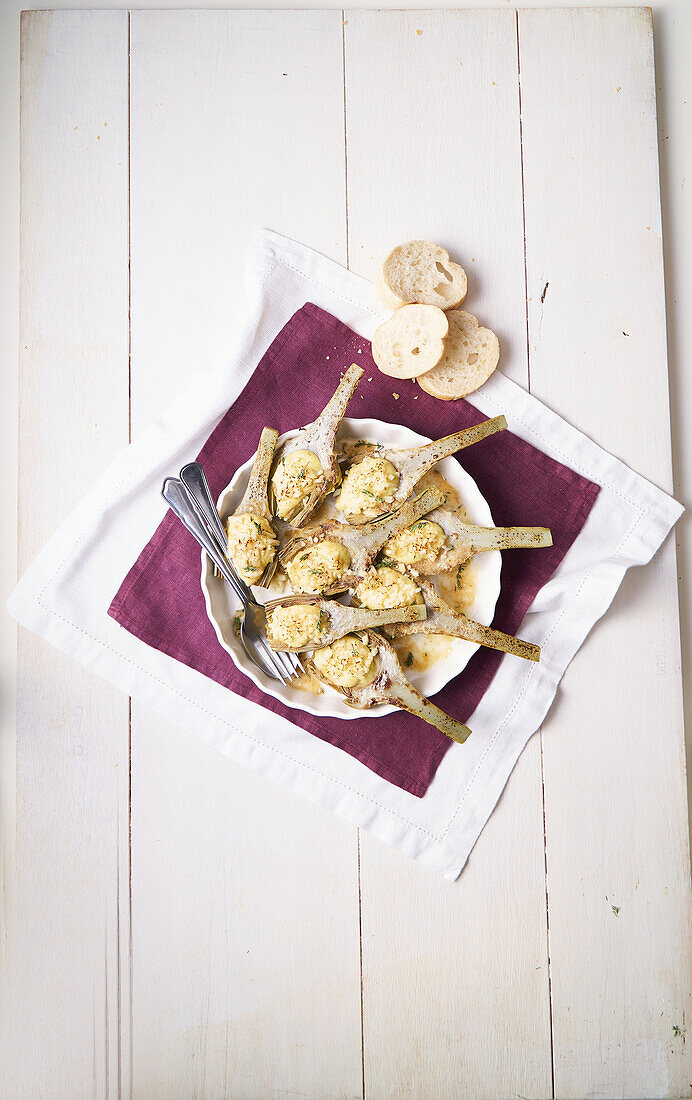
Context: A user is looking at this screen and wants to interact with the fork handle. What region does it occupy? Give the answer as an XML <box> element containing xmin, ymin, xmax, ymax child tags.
<box><xmin>162</xmin><ymin>478</ymin><xmax>248</xmax><ymax>607</ymax></box>
<box><xmin>180</xmin><ymin>463</ymin><xmax>230</xmax><ymax>548</ymax></box>
<box><xmin>179</xmin><ymin>463</ymin><xmax>256</xmax><ymax>603</ymax></box>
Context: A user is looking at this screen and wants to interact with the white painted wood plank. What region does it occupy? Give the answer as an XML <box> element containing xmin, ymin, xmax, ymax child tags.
<box><xmin>519</xmin><ymin>8</ymin><xmax>691</xmax><ymax>1098</ymax></box>
<box><xmin>128</xmin><ymin>12</ymin><xmax>362</xmax><ymax>1097</ymax></box>
<box><xmin>129</xmin><ymin>9</ymin><xmax>349</xmax><ymax>437</ymax></box>
<box><xmin>345</xmin><ymin>11</ymin><xmax>552</xmax><ymax>1098</ymax></box>
<box><xmin>1</xmin><ymin>12</ymin><xmax>130</xmax><ymax>1098</ymax></box>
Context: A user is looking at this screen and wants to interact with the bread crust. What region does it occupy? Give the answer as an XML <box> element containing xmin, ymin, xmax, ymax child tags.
<box><xmin>417</xmin><ymin>310</ymin><xmax>499</xmax><ymax>399</ymax></box>
<box><xmin>376</xmin><ymin>240</ymin><xmax>467</xmax><ymax>311</ymax></box>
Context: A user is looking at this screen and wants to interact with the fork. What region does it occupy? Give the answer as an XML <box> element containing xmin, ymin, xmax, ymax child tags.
<box><xmin>161</xmin><ymin>476</ymin><xmax>303</xmax><ymax>685</ymax></box>
<box><xmin>182</xmin><ymin>459</ymin><xmax>278</xmax><ymax>590</ymax></box>
<box><xmin>178</xmin><ymin>465</ymin><xmax>295</xmax><ymax>668</ymax></box>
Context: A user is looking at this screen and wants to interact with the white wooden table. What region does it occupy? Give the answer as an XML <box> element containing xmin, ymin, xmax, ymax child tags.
<box><xmin>2</xmin><ymin>8</ymin><xmax>691</xmax><ymax>1098</ymax></box>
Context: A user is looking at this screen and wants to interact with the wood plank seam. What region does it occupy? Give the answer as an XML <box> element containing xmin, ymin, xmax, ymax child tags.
<box><xmin>342</xmin><ymin>9</ymin><xmax>350</xmax><ymax>272</ymax></box>
<box><xmin>123</xmin><ymin>15</ymin><xmax>133</xmax><ymax>1091</ymax></box>
<box><xmin>539</xmin><ymin>732</ymin><xmax>557</xmax><ymax>1100</ymax></box>
<box><xmin>126</xmin><ymin>11</ymin><xmax>134</xmax><ymax>1098</ymax></box>
<box><xmin>357</xmin><ymin>833</ymin><xmax>365</xmax><ymax>1100</ymax></box>
<box><xmin>517</xmin><ymin>11</ymin><xmax>555</xmax><ymax>1097</ymax></box>
<box><xmin>342</xmin><ymin>16</ymin><xmax>365</xmax><ymax>1096</ymax></box>
<box><xmin>128</xmin><ymin>7</ymin><xmax>132</xmax><ymax>452</ymax></box>
<box><xmin>126</xmin><ymin>706</ymin><xmax>133</xmax><ymax>1100</ymax></box>
<box><xmin>515</xmin><ymin>9</ymin><xmax>532</xmax><ymax>397</ymax></box>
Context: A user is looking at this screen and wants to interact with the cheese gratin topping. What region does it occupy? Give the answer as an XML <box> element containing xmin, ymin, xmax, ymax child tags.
<box><xmin>284</xmin><ymin>540</ymin><xmax>351</xmax><ymax>593</ymax></box>
<box><xmin>354</xmin><ymin>566</ymin><xmax>423</xmax><ymax>610</ymax></box>
<box><xmin>225</xmin><ymin>513</ymin><xmax>277</xmax><ymax>585</ymax></box>
<box><xmin>271</xmin><ymin>449</ymin><xmax>324</xmax><ymax>520</ymax></box>
<box><xmin>312</xmin><ymin>634</ymin><xmax>377</xmax><ymax>688</ymax></box>
<box><xmin>383</xmin><ymin>520</ymin><xmax>446</xmax><ymax>565</ymax></box>
<box><xmin>266</xmin><ymin>603</ymin><xmax>324</xmax><ymax>649</ymax></box>
<box><xmin>337</xmin><ymin>454</ymin><xmax>400</xmax><ymax>518</ymax></box>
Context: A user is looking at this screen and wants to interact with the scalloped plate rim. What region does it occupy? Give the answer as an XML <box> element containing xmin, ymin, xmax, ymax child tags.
<box><xmin>201</xmin><ymin>416</ymin><xmax>501</xmax><ymax>720</ymax></box>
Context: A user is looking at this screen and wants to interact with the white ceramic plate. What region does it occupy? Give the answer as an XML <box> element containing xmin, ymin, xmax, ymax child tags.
<box><xmin>201</xmin><ymin>417</ymin><xmax>501</xmax><ymax>719</ymax></box>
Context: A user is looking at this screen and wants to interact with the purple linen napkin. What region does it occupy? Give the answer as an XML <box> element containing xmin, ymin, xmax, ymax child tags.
<box><xmin>108</xmin><ymin>303</ymin><xmax>599</xmax><ymax>796</ymax></box>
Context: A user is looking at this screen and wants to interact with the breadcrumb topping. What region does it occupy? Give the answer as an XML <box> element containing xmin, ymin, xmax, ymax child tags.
<box><xmin>312</xmin><ymin>634</ymin><xmax>376</xmax><ymax>688</ymax></box>
<box><xmin>384</xmin><ymin>520</ymin><xmax>446</xmax><ymax>565</ymax></box>
<box><xmin>285</xmin><ymin>540</ymin><xmax>351</xmax><ymax>593</ymax></box>
<box><xmin>338</xmin><ymin>454</ymin><xmax>400</xmax><ymax>518</ymax></box>
<box><xmin>266</xmin><ymin>603</ymin><xmax>324</xmax><ymax>648</ymax></box>
<box><xmin>354</xmin><ymin>566</ymin><xmax>422</xmax><ymax>610</ymax></box>
<box><xmin>271</xmin><ymin>448</ymin><xmax>323</xmax><ymax>520</ymax></box>
<box><xmin>225</xmin><ymin>513</ymin><xmax>277</xmax><ymax>584</ymax></box>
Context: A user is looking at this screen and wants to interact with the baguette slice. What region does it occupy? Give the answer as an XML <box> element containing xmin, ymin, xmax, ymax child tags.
<box><xmin>417</xmin><ymin>310</ymin><xmax>499</xmax><ymax>400</ymax></box>
<box><xmin>372</xmin><ymin>304</ymin><xmax>448</xmax><ymax>379</ymax></box>
<box><xmin>375</xmin><ymin>240</ymin><xmax>467</xmax><ymax>310</ymax></box>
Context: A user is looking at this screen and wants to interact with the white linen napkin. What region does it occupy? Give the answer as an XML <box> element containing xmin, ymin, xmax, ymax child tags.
<box><xmin>7</xmin><ymin>230</ymin><xmax>683</xmax><ymax>880</ymax></box>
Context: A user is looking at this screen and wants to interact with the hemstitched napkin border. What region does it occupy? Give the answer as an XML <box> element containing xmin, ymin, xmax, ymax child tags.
<box><xmin>7</xmin><ymin>230</ymin><xmax>683</xmax><ymax>879</ymax></box>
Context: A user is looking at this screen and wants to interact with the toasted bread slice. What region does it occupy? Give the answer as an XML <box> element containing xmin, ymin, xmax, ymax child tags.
<box><xmin>372</xmin><ymin>304</ymin><xmax>448</xmax><ymax>379</ymax></box>
<box><xmin>375</xmin><ymin>241</ymin><xmax>467</xmax><ymax>311</ymax></box>
<box><xmin>417</xmin><ymin>310</ymin><xmax>499</xmax><ymax>400</ymax></box>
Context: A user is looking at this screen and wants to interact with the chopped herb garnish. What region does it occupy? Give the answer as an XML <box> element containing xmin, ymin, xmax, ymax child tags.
<box><xmin>376</xmin><ymin>558</ymin><xmax>395</xmax><ymax>569</ymax></box>
<box><xmin>318</xmin><ymin>609</ymin><xmax>326</xmax><ymax>632</ymax></box>
<box><xmin>410</xmin><ymin>521</ymin><xmax>426</xmax><ymax>531</ymax></box>
<box><xmin>299</xmin><ymin>552</ymin><xmax>310</xmax><ymax>561</ymax></box>
<box><xmin>611</xmin><ymin>904</ymin><xmax>620</xmax><ymax>916</ymax></box>
<box><xmin>233</xmin><ymin>614</ymin><xmax>242</xmax><ymax>631</ymax></box>
<box><xmin>672</xmin><ymin>1024</ymin><xmax>685</xmax><ymax>1038</ymax></box>
<box><xmin>252</xmin><ymin>519</ymin><xmax>263</xmax><ymax>537</ymax></box>
<box><xmin>456</xmin><ymin>563</ymin><xmax>466</xmax><ymax>590</ymax></box>
<box><xmin>405</xmin><ymin>652</ymin><xmax>414</xmax><ymax>668</ymax></box>
<box><xmin>362</xmin><ymin>489</ymin><xmax>375</xmax><ymax>498</ymax></box>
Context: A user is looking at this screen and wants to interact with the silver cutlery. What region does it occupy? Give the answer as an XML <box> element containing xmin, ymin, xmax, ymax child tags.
<box><xmin>161</xmin><ymin>472</ymin><xmax>303</xmax><ymax>685</ymax></box>
<box><xmin>181</xmin><ymin>463</ymin><xmax>304</xmax><ymax>681</ymax></box>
